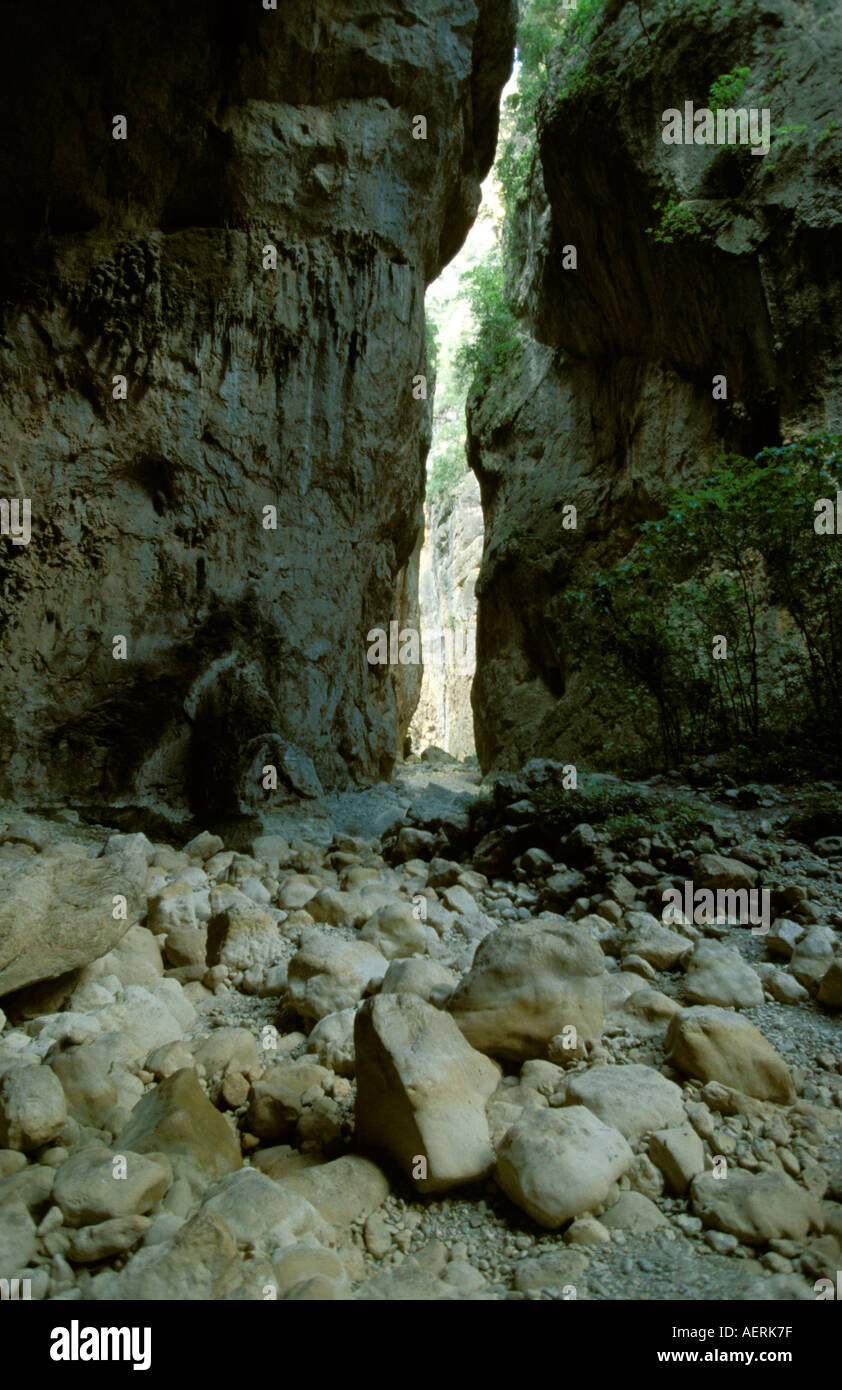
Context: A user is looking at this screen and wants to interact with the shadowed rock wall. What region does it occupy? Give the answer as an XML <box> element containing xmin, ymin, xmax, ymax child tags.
<box><xmin>468</xmin><ymin>0</ymin><xmax>842</xmax><ymax>773</ymax></box>
<box><xmin>0</xmin><ymin>0</ymin><xmax>515</xmax><ymax>813</ymax></box>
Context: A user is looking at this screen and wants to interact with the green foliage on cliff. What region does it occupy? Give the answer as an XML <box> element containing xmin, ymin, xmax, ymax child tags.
<box><xmin>645</xmin><ymin>196</ymin><xmax>704</xmax><ymax>244</ymax></box>
<box><xmin>498</xmin><ymin>1</ymin><xmax>569</xmax><ymax>217</ymax></box>
<box><xmin>499</xmin><ymin>1</ymin><xmax>609</xmax><ymax>216</ymax></box>
<box><xmin>455</xmin><ymin>253</ymin><xmax>522</xmax><ymax>399</ymax></box>
<box><xmin>570</xmin><ymin>434</ymin><xmax>842</xmax><ymax>775</ymax></box>
<box><xmin>428</xmin><ymin>444</ymin><xmax>467</xmax><ymax>497</ymax></box>
<box><xmin>709</xmin><ymin>66</ymin><xmax>751</xmax><ymax>109</ymax></box>
<box><xmin>425</xmin><ymin>316</ymin><xmax>440</xmax><ymax>376</ymax></box>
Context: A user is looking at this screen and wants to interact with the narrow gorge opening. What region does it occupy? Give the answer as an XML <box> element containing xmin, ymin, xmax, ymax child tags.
<box><xmin>410</xmin><ymin>68</ymin><xmax>518</xmax><ymax>766</ymax></box>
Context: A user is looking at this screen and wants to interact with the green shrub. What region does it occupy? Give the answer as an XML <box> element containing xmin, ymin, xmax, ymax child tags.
<box><xmin>455</xmin><ymin>252</ymin><xmax>522</xmax><ymax>400</ymax></box>
<box><xmin>604</xmin><ymin>810</ymin><xmax>650</xmax><ymax>846</ymax></box>
<box><xmin>427</xmin><ymin>444</ymin><xmax>466</xmax><ymax>497</ymax></box>
<box><xmin>709</xmin><ymin>66</ymin><xmax>751</xmax><ymax>109</ymax></box>
<box><xmin>531</xmin><ymin>782</ymin><xmax>650</xmax><ymax>835</ymax></box>
<box><xmin>646</xmin><ymin>196</ymin><xmax>703</xmax><ymax>244</ymax></box>
<box><xmin>664</xmin><ymin>800</ymin><xmax>711</xmax><ymax>841</ymax></box>
<box><xmin>499</xmin><ymin>1</ymin><xmax>609</xmax><ymax>221</ymax></box>
<box><xmin>569</xmin><ymin>433</ymin><xmax>842</xmax><ymax>773</ymax></box>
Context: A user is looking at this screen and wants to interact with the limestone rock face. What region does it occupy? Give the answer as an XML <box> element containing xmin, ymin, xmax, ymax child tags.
<box><xmin>0</xmin><ymin>0</ymin><xmax>516</xmax><ymax>811</ymax></box>
<box><xmin>415</xmin><ymin>472</ymin><xmax>483</xmax><ymax>758</ymax></box>
<box><xmin>466</xmin><ymin>0</ymin><xmax>842</xmax><ymax>773</ymax></box>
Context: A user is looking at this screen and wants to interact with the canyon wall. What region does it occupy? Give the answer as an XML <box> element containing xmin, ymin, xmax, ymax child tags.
<box><xmin>415</xmin><ymin>471</ymin><xmax>483</xmax><ymax>758</ymax></box>
<box><xmin>468</xmin><ymin>0</ymin><xmax>842</xmax><ymax>774</ymax></box>
<box><xmin>0</xmin><ymin>0</ymin><xmax>515</xmax><ymax>815</ymax></box>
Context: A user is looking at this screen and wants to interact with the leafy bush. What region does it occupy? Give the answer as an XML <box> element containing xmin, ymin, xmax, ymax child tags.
<box><xmin>570</xmin><ymin>433</ymin><xmax>842</xmax><ymax>772</ymax></box>
<box><xmin>603</xmin><ymin>810</ymin><xmax>650</xmax><ymax>847</ymax></box>
<box><xmin>709</xmin><ymin>66</ymin><xmax>751</xmax><ymax>109</ymax></box>
<box><xmin>645</xmin><ymin>196</ymin><xmax>703</xmax><ymax>244</ymax></box>
<box><xmin>664</xmin><ymin>800</ymin><xmax>712</xmax><ymax>842</ymax></box>
<box><xmin>427</xmin><ymin>443</ymin><xmax>466</xmax><ymax>498</ymax></box>
<box><xmin>531</xmin><ymin>782</ymin><xmax>650</xmax><ymax>835</ymax></box>
<box><xmin>455</xmin><ymin>252</ymin><xmax>522</xmax><ymax>400</ymax></box>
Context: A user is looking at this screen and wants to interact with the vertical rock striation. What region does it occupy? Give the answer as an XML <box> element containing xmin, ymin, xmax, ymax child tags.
<box><xmin>416</xmin><ymin>471</ymin><xmax>483</xmax><ymax>758</ymax></box>
<box><xmin>0</xmin><ymin>0</ymin><xmax>515</xmax><ymax>813</ymax></box>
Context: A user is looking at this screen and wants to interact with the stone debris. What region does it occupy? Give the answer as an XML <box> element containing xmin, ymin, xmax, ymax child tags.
<box><xmin>0</xmin><ymin>767</ymin><xmax>838</xmax><ymax>1303</ymax></box>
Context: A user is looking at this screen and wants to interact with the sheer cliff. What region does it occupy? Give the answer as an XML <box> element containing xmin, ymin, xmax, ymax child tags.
<box><xmin>468</xmin><ymin>0</ymin><xmax>842</xmax><ymax>774</ymax></box>
<box><xmin>0</xmin><ymin>0</ymin><xmax>515</xmax><ymax>815</ymax></box>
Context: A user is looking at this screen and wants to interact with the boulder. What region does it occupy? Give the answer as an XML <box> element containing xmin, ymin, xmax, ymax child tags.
<box><xmin>354</xmin><ymin>993</ymin><xmax>500</xmax><ymax>1192</ymax></box>
<box><xmin>304</xmin><ymin>1009</ymin><xmax>356</xmax><ymax>1077</ymax></box>
<box><xmin>790</xmin><ymin>928</ymin><xmax>837</xmax><ymax>987</ymax></box>
<box><xmin>495</xmin><ymin>1107</ymin><xmax>633</xmax><ymax>1230</ymax></box>
<box><xmin>117</xmin><ymin>1068</ymin><xmax>241</xmax><ymax>1194</ymax></box>
<box><xmin>648</xmin><ymin>1126</ymin><xmax>706</xmax><ymax>1193</ymax></box>
<box><xmin>600</xmin><ymin>1191</ymin><xmax>669</xmax><ymax>1233</ymax></box>
<box><xmin>623</xmin><ymin>923</ymin><xmax>693</xmax><ymax>970</ymax></box>
<box><xmin>692</xmin><ymin>854</ymin><xmax>758</xmax><ymax>892</ymax></box>
<box><xmin>273</xmin><ymin>1154</ymin><xmax>390</xmax><ymax>1229</ymax></box>
<box><xmin>205</xmin><ymin>892</ymin><xmax>285</xmax><ymax>972</ymax></box>
<box><xmin>0</xmin><ymin>849</ymin><xmax>145</xmax><ymax>996</ymax></box>
<box><xmin>184</xmin><ymin>832</ymin><xmax>225</xmax><ymax>861</ymax></box>
<box><xmin>610</xmin><ymin>986</ymin><xmax>681</xmax><ymax>1039</ymax></box>
<box><xmin>246</xmin><ymin>1060</ymin><xmax>331</xmax><ymax>1142</ymax></box>
<box><xmin>380</xmin><ymin>957</ymin><xmax>458</xmax><ymax>1005</ymax></box>
<box><xmin>447</xmin><ymin>921</ymin><xmax>604</xmax><ymax>1061</ymax></box>
<box><xmin>359</xmin><ymin>901</ymin><xmax>427</xmax><ymax>959</ymax></box>
<box><xmin>192</xmin><ymin>1027</ymin><xmax>261</xmax><ymax>1080</ymax></box>
<box><xmin>86</xmin><ymin>1210</ymin><xmax>263</xmax><ymax>1301</ymax></box>
<box><xmin>683</xmin><ymin>940</ymin><xmax>764</xmax><ymax>1008</ymax></box>
<box><xmin>513</xmin><ymin>1247</ymin><xmax>588</xmax><ymax>1292</ymax></box>
<box><xmin>277</xmin><ymin>875</ymin><xmax>321</xmax><ymax>910</ymax></box>
<box><xmin>818</xmin><ymin>960</ymin><xmax>842</xmax><ymax>1008</ymax></box>
<box><xmin>80</xmin><ymin>924</ymin><xmax>164</xmax><ymax>987</ymax></box>
<box><xmin>53</xmin><ymin>1145</ymin><xmax>171</xmax><ymax>1227</ymax></box>
<box><xmin>690</xmin><ymin>1170</ymin><xmax>823</xmax><ymax>1245</ymax></box>
<box><xmin>0</xmin><ymin>1064</ymin><xmax>67</xmax><ymax>1151</ymax></box>
<box><xmin>564</xmin><ymin>1063</ymin><xmax>685</xmax><ymax>1142</ymax></box>
<box><xmin>50</xmin><ymin>1047</ymin><xmax>118</xmax><ymax>1130</ymax></box>
<box><xmin>765</xmin><ymin>919</ymin><xmax>805</xmax><ymax>960</ymax></box>
<box><xmin>273</xmin><ymin>1244</ymin><xmax>349</xmax><ymax>1299</ymax></box>
<box><xmin>93</xmin><ymin>983</ymin><xmax>194</xmax><ymax>1053</ymax></box>
<box><xmin>286</xmin><ymin>930</ymin><xmax>387</xmax><ymax>1021</ymax></box>
<box><xmin>66</xmin><ymin>1215</ymin><xmax>151</xmax><ymax>1263</ymax></box>
<box><xmin>200</xmin><ymin>1167</ymin><xmax>333</xmax><ymax>1250</ymax></box>
<box><xmin>0</xmin><ymin>1200</ymin><xmax>37</xmax><ymax>1270</ymax></box>
<box><xmin>665</xmin><ymin>1007</ymin><xmax>795</xmax><ymax>1103</ymax></box>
